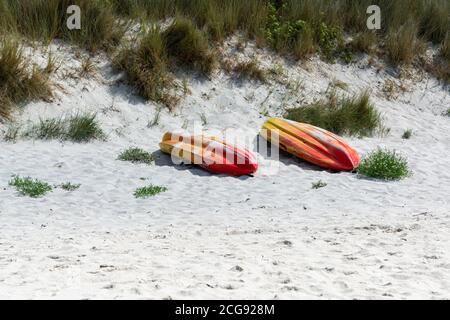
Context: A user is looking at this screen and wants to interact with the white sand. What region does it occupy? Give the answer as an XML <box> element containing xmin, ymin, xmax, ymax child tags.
<box><xmin>0</xmin><ymin>40</ymin><xmax>449</xmax><ymax>299</ymax></box>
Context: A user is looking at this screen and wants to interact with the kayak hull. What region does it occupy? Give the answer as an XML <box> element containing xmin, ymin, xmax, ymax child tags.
<box><xmin>261</xmin><ymin>118</ymin><xmax>360</xmax><ymax>171</ymax></box>
<box><xmin>160</xmin><ymin>132</ymin><xmax>258</xmax><ymax>176</ymax></box>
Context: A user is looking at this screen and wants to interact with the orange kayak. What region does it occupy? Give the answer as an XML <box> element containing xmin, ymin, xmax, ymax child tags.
<box><xmin>260</xmin><ymin>118</ymin><xmax>360</xmax><ymax>171</ymax></box>
<box><xmin>160</xmin><ymin>132</ymin><xmax>258</xmax><ymax>176</ymax></box>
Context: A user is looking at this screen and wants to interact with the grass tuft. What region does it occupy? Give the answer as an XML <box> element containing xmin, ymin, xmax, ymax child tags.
<box><xmin>311</xmin><ymin>180</ymin><xmax>327</xmax><ymax>189</ymax></box>
<box><xmin>163</xmin><ymin>18</ymin><xmax>215</xmax><ymax>75</ymax></box>
<box><xmin>357</xmin><ymin>149</ymin><xmax>411</xmax><ymax>181</ymax></box>
<box><xmin>285</xmin><ymin>90</ymin><xmax>382</xmax><ymax>137</ymax></box>
<box><xmin>134</xmin><ymin>184</ymin><xmax>168</xmax><ymax>198</ymax></box>
<box><xmin>25</xmin><ymin>113</ymin><xmax>104</xmax><ymax>142</ymax></box>
<box><xmin>60</xmin><ymin>182</ymin><xmax>81</xmax><ymax>191</ymax></box>
<box><xmin>66</xmin><ymin>113</ymin><xmax>104</xmax><ymax>142</ymax></box>
<box><xmin>402</xmin><ymin>129</ymin><xmax>413</xmax><ymax>139</ymax></box>
<box><xmin>118</xmin><ymin>147</ymin><xmax>154</xmax><ymax>165</ymax></box>
<box><xmin>113</xmin><ymin>26</ymin><xmax>177</xmax><ymax>110</ymax></box>
<box><xmin>385</xmin><ymin>21</ymin><xmax>425</xmax><ymax>65</ymax></box>
<box><xmin>233</xmin><ymin>59</ymin><xmax>266</xmax><ymax>82</ymax></box>
<box><xmin>9</xmin><ymin>175</ymin><xmax>52</xmax><ymax>198</ymax></box>
<box><xmin>0</xmin><ymin>38</ymin><xmax>53</xmax><ymax>119</ymax></box>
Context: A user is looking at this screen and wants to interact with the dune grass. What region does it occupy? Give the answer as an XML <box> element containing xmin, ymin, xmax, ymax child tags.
<box><xmin>357</xmin><ymin>149</ymin><xmax>411</xmax><ymax>181</ymax></box>
<box><xmin>24</xmin><ymin>113</ymin><xmax>104</xmax><ymax>142</ymax></box>
<box><xmin>163</xmin><ymin>18</ymin><xmax>215</xmax><ymax>74</ymax></box>
<box><xmin>118</xmin><ymin>147</ymin><xmax>154</xmax><ymax>165</ymax></box>
<box><xmin>285</xmin><ymin>90</ymin><xmax>382</xmax><ymax>137</ymax></box>
<box><xmin>113</xmin><ymin>26</ymin><xmax>178</xmax><ymax>109</ymax></box>
<box><xmin>233</xmin><ymin>59</ymin><xmax>266</xmax><ymax>82</ymax></box>
<box><xmin>9</xmin><ymin>175</ymin><xmax>53</xmax><ymax>198</ymax></box>
<box><xmin>0</xmin><ymin>38</ymin><xmax>53</xmax><ymax>119</ymax></box>
<box><xmin>0</xmin><ymin>0</ymin><xmax>125</xmax><ymax>52</ymax></box>
<box><xmin>134</xmin><ymin>185</ymin><xmax>168</xmax><ymax>198</ymax></box>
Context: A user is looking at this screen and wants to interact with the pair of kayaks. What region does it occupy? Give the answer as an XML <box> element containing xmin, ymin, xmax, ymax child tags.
<box><xmin>159</xmin><ymin>118</ymin><xmax>361</xmax><ymax>176</ymax></box>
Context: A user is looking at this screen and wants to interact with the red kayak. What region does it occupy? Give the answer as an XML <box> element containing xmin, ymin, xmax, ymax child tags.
<box><xmin>261</xmin><ymin>118</ymin><xmax>360</xmax><ymax>171</ymax></box>
<box><xmin>160</xmin><ymin>132</ymin><xmax>258</xmax><ymax>176</ymax></box>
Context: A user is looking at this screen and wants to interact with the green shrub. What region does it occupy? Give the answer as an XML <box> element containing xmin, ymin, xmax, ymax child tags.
<box><xmin>9</xmin><ymin>175</ymin><xmax>53</xmax><ymax>197</ymax></box>
<box><xmin>118</xmin><ymin>147</ymin><xmax>154</xmax><ymax>165</ymax></box>
<box><xmin>357</xmin><ymin>149</ymin><xmax>411</xmax><ymax>181</ymax></box>
<box><xmin>134</xmin><ymin>185</ymin><xmax>168</xmax><ymax>198</ymax></box>
<box><xmin>162</xmin><ymin>18</ymin><xmax>215</xmax><ymax>74</ymax></box>
<box><xmin>317</xmin><ymin>22</ymin><xmax>344</xmax><ymax>61</ymax></box>
<box><xmin>285</xmin><ymin>91</ymin><xmax>382</xmax><ymax>137</ymax></box>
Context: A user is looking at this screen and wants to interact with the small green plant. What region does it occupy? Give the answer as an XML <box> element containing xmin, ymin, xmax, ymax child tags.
<box><xmin>312</xmin><ymin>180</ymin><xmax>327</xmax><ymax>189</ymax></box>
<box><xmin>402</xmin><ymin>129</ymin><xmax>413</xmax><ymax>139</ymax></box>
<box><xmin>285</xmin><ymin>90</ymin><xmax>382</xmax><ymax>137</ymax></box>
<box><xmin>118</xmin><ymin>147</ymin><xmax>154</xmax><ymax>165</ymax></box>
<box><xmin>60</xmin><ymin>182</ymin><xmax>81</xmax><ymax>191</ymax></box>
<box><xmin>357</xmin><ymin>149</ymin><xmax>411</xmax><ymax>181</ymax></box>
<box><xmin>317</xmin><ymin>22</ymin><xmax>344</xmax><ymax>61</ymax></box>
<box><xmin>9</xmin><ymin>175</ymin><xmax>52</xmax><ymax>198</ymax></box>
<box><xmin>134</xmin><ymin>185</ymin><xmax>168</xmax><ymax>198</ymax></box>
<box><xmin>445</xmin><ymin>108</ymin><xmax>450</xmax><ymax>117</ymax></box>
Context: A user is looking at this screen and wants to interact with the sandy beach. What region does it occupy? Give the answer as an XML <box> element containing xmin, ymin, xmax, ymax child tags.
<box><xmin>1</xmin><ymin>38</ymin><xmax>449</xmax><ymax>299</ymax></box>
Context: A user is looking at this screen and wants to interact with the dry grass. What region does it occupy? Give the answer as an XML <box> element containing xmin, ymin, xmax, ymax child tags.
<box><xmin>162</xmin><ymin>18</ymin><xmax>215</xmax><ymax>74</ymax></box>
<box><xmin>0</xmin><ymin>38</ymin><xmax>53</xmax><ymax>119</ymax></box>
<box><xmin>113</xmin><ymin>26</ymin><xmax>178</xmax><ymax>110</ymax></box>
<box><xmin>233</xmin><ymin>59</ymin><xmax>266</xmax><ymax>82</ymax></box>
<box><xmin>385</xmin><ymin>21</ymin><xmax>426</xmax><ymax>65</ymax></box>
<box><xmin>0</xmin><ymin>0</ymin><xmax>125</xmax><ymax>52</ymax></box>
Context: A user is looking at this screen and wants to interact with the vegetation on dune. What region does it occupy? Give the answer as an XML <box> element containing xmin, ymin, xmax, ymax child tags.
<box><xmin>162</xmin><ymin>18</ymin><xmax>215</xmax><ymax>74</ymax></box>
<box><xmin>0</xmin><ymin>0</ymin><xmax>125</xmax><ymax>52</ymax></box>
<box><xmin>21</xmin><ymin>113</ymin><xmax>104</xmax><ymax>142</ymax></box>
<box><xmin>134</xmin><ymin>184</ymin><xmax>168</xmax><ymax>198</ymax></box>
<box><xmin>118</xmin><ymin>147</ymin><xmax>154</xmax><ymax>165</ymax></box>
<box><xmin>113</xmin><ymin>26</ymin><xmax>177</xmax><ymax>109</ymax></box>
<box><xmin>233</xmin><ymin>59</ymin><xmax>266</xmax><ymax>82</ymax></box>
<box><xmin>285</xmin><ymin>90</ymin><xmax>382</xmax><ymax>137</ymax></box>
<box><xmin>9</xmin><ymin>175</ymin><xmax>53</xmax><ymax>198</ymax></box>
<box><xmin>0</xmin><ymin>38</ymin><xmax>53</xmax><ymax>119</ymax></box>
<box><xmin>357</xmin><ymin>149</ymin><xmax>411</xmax><ymax>181</ymax></box>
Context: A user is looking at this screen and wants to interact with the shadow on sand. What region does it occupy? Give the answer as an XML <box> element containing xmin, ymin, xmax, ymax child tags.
<box><xmin>151</xmin><ymin>150</ymin><xmax>253</xmax><ymax>180</ymax></box>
